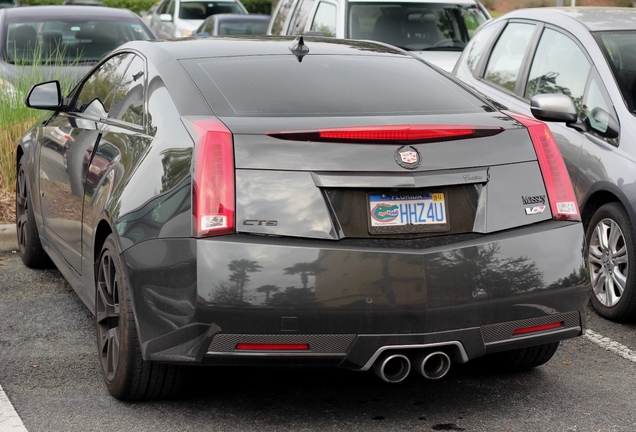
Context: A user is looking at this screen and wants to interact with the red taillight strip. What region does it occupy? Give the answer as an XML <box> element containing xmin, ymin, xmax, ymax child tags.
<box><xmin>235</xmin><ymin>343</ymin><xmax>310</xmax><ymax>351</ymax></box>
<box><xmin>188</xmin><ymin>119</ymin><xmax>235</xmax><ymax>238</ymax></box>
<box><xmin>506</xmin><ymin>112</ymin><xmax>580</xmax><ymax>222</ymax></box>
<box><xmin>267</xmin><ymin>124</ymin><xmax>504</xmax><ymax>144</ymax></box>
<box><xmin>512</xmin><ymin>321</ymin><xmax>563</xmax><ymax>336</ymax></box>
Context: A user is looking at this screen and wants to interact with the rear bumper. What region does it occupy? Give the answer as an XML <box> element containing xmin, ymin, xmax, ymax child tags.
<box><xmin>121</xmin><ymin>221</ymin><xmax>590</xmax><ymax>368</ymax></box>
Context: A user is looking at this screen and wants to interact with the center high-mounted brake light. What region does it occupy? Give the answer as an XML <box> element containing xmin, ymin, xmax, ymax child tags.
<box><xmin>267</xmin><ymin>124</ymin><xmax>504</xmax><ymax>144</ymax></box>
<box><xmin>186</xmin><ymin>118</ymin><xmax>235</xmax><ymax>238</ymax></box>
<box><xmin>506</xmin><ymin>112</ymin><xmax>581</xmax><ymax>222</ymax></box>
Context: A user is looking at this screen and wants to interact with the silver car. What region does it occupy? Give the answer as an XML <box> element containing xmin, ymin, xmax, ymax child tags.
<box><xmin>147</xmin><ymin>0</ymin><xmax>248</xmax><ymax>38</ymax></box>
<box><xmin>454</xmin><ymin>7</ymin><xmax>636</xmax><ymax>322</ymax></box>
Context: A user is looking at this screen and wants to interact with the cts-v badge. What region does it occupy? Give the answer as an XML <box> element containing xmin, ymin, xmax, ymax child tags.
<box><xmin>395</xmin><ymin>146</ymin><xmax>421</xmax><ymax>169</ymax></box>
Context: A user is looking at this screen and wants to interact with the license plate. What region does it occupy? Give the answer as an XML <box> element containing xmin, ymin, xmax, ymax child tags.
<box><xmin>368</xmin><ymin>192</ymin><xmax>449</xmax><ymax>234</ymax></box>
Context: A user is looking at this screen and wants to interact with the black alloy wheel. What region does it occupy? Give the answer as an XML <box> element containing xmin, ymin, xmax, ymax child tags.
<box><xmin>15</xmin><ymin>157</ymin><xmax>49</xmax><ymax>268</ymax></box>
<box><xmin>587</xmin><ymin>203</ymin><xmax>636</xmax><ymax>322</ymax></box>
<box><xmin>96</xmin><ymin>234</ymin><xmax>184</xmax><ymax>400</ymax></box>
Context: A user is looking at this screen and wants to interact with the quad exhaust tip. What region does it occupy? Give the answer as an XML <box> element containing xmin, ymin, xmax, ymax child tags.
<box><xmin>414</xmin><ymin>351</ymin><xmax>452</xmax><ymax>380</ymax></box>
<box><xmin>372</xmin><ymin>350</ymin><xmax>452</xmax><ymax>383</ymax></box>
<box><xmin>373</xmin><ymin>353</ymin><xmax>411</xmax><ymax>383</ymax></box>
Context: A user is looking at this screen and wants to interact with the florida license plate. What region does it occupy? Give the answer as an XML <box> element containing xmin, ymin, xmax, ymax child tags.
<box><xmin>368</xmin><ymin>192</ymin><xmax>449</xmax><ymax>234</ymax></box>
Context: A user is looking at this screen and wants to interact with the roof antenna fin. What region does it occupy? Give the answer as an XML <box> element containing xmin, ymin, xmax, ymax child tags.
<box><xmin>289</xmin><ymin>35</ymin><xmax>309</xmax><ymax>62</ymax></box>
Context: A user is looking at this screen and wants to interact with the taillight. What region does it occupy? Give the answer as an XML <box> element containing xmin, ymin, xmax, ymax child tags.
<box><xmin>267</xmin><ymin>124</ymin><xmax>503</xmax><ymax>144</ymax></box>
<box><xmin>188</xmin><ymin>119</ymin><xmax>235</xmax><ymax>238</ymax></box>
<box><xmin>506</xmin><ymin>112</ymin><xmax>580</xmax><ymax>222</ymax></box>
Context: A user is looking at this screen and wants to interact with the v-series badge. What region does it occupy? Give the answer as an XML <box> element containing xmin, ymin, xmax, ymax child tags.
<box><xmin>522</xmin><ymin>195</ymin><xmax>546</xmax><ymax>205</ymax></box>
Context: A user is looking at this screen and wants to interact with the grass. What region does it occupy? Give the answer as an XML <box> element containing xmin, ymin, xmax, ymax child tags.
<box><xmin>0</xmin><ymin>45</ymin><xmax>81</xmax><ymax>195</ymax></box>
<box><xmin>0</xmin><ymin>44</ymin><xmax>82</xmax><ymax>224</ymax></box>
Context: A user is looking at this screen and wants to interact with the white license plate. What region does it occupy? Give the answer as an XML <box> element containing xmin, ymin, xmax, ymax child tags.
<box><xmin>368</xmin><ymin>192</ymin><xmax>448</xmax><ymax>234</ymax></box>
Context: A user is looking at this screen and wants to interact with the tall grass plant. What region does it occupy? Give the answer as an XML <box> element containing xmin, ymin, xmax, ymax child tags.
<box><xmin>0</xmin><ymin>45</ymin><xmax>81</xmax><ymax>194</ymax></box>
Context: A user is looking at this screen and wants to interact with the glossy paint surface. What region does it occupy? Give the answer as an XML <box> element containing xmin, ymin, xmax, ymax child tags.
<box><xmin>17</xmin><ymin>37</ymin><xmax>589</xmax><ymax>371</ymax></box>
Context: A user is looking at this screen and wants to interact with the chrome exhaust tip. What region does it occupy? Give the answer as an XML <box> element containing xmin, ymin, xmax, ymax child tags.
<box><xmin>416</xmin><ymin>351</ymin><xmax>451</xmax><ymax>380</ymax></box>
<box><xmin>373</xmin><ymin>353</ymin><xmax>411</xmax><ymax>383</ymax></box>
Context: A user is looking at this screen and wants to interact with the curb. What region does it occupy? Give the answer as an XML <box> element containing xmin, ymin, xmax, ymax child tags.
<box><xmin>0</xmin><ymin>224</ymin><xmax>18</xmax><ymax>253</ymax></box>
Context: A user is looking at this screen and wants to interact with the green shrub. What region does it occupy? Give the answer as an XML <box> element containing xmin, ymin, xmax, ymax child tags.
<box><xmin>241</xmin><ymin>0</ymin><xmax>272</xmax><ymax>14</ymax></box>
<box><xmin>0</xmin><ymin>47</ymin><xmax>82</xmax><ymax>194</ymax></box>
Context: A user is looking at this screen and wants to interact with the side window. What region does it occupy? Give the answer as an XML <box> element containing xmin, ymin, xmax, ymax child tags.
<box><xmin>157</xmin><ymin>0</ymin><xmax>170</xmax><ymax>14</ymax></box>
<box><xmin>75</xmin><ymin>53</ymin><xmax>135</xmax><ymax>118</ymax></box>
<box><xmin>584</xmin><ymin>74</ymin><xmax>618</xmax><ymax>145</ymax></box>
<box><xmin>465</xmin><ymin>20</ymin><xmax>504</xmax><ymax>75</ymax></box>
<box><xmin>270</xmin><ymin>0</ymin><xmax>296</xmax><ymax>35</ymax></box>
<box><xmin>461</xmin><ymin>5</ymin><xmax>489</xmax><ymax>38</ymax></box>
<box><xmin>109</xmin><ymin>55</ymin><xmax>146</xmax><ymax>126</ymax></box>
<box><xmin>484</xmin><ymin>22</ymin><xmax>536</xmax><ymax>92</ymax></box>
<box><xmin>288</xmin><ymin>0</ymin><xmax>316</xmax><ymax>35</ymax></box>
<box><xmin>525</xmin><ymin>28</ymin><xmax>591</xmax><ymax>117</ymax></box>
<box><xmin>310</xmin><ymin>2</ymin><xmax>336</xmax><ymax>36</ymax></box>
<box><xmin>200</xmin><ymin>20</ymin><xmax>213</xmax><ymax>34</ymax></box>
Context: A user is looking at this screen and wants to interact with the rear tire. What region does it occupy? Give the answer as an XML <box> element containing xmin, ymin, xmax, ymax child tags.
<box><xmin>15</xmin><ymin>157</ymin><xmax>50</xmax><ymax>268</ymax></box>
<box><xmin>586</xmin><ymin>203</ymin><xmax>636</xmax><ymax>322</ymax></box>
<box><xmin>480</xmin><ymin>342</ymin><xmax>560</xmax><ymax>372</ymax></box>
<box><xmin>96</xmin><ymin>234</ymin><xmax>183</xmax><ymax>400</ymax></box>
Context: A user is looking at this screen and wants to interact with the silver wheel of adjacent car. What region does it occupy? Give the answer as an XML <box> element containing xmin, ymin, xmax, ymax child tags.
<box><xmin>587</xmin><ymin>203</ymin><xmax>636</xmax><ymax>322</ymax></box>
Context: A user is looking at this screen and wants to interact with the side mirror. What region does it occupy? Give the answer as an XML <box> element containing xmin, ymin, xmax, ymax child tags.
<box><xmin>25</xmin><ymin>81</ymin><xmax>63</xmax><ymax>110</ymax></box>
<box><xmin>530</xmin><ymin>94</ymin><xmax>578</xmax><ymax>124</ymax></box>
<box><xmin>586</xmin><ymin>106</ymin><xmax>620</xmax><ymax>139</ymax></box>
<box><xmin>159</xmin><ymin>13</ymin><xmax>173</xmax><ymax>22</ymax></box>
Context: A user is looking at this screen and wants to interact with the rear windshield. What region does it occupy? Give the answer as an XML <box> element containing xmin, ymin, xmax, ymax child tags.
<box><xmin>182</xmin><ymin>54</ymin><xmax>491</xmax><ymax>117</ymax></box>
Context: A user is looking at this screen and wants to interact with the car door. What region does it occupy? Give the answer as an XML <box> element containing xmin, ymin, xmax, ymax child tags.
<box><xmin>152</xmin><ymin>0</ymin><xmax>177</xmax><ymax>38</ymax></box>
<box><xmin>484</xmin><ymin>25</ymin><xmax>613</xmax><ymax>203</ymax></box>
<box><xmin>268</xmin><ymin>0</ymin><xmax>298</xmax><ymax>35</ymax></box>
<box><xmin>517</xmin><ymin>26</ymin><xmax>602</xmax><ymax>199</ymax></box>
<box><xmin>38</xmin><ymin>53</ymin><xmax>136</xmax><ymax>274</ymax></box>
<box><xmin>471</xmin><ymin>21</ymin><xmax>591</xmax><ymax>200</ymax></box>
<box><xmin>306</xmin><ymin>0</ymin><xmax>337</xmax><ymax>36</ymax></box>
<box><xmin>287</xmin><ymin>0</ymin><xmax>316</xmax><ymax>35</ymax></box>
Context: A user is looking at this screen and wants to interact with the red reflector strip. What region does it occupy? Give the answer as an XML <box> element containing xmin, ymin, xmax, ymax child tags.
<box><xmin>235</xmin><ymin>343</ymin><xmax>310</xmax><ymax>351</ymax></box>
<box><xmin>512</xmin><ymin>321</ymin><xmax>563</xmax><ymax>336</ymax></box>
<box><xmin>267</xmin><ymin>125</ymin><xmax>503</xmax><ymax>144</ymax></box>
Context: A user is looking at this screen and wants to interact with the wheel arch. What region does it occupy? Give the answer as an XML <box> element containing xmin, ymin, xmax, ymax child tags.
<box><xmin>93</xmin><ymin>219</ymin><xmax>113</xmax><ymax>271</ymax></box>
<box><xmin>15</xmin><ymin>144</ymin><xmax>24</xmax><ymax>168</ymax></box>
<box><xmin>580</xmin><ymin>184</ymin><xmax>629</xmax><ymax>229</ymax></box>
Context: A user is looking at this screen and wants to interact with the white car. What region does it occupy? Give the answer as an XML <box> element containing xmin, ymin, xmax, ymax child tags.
<box><xmin>268</xmin><ymin>0</ymin><xmax>490</xmax><ymax>72</ymax></box>
<box><xmin>148</xmin><ymin>0</ymin><xmax>248</xmax><ymax>38</ymax></box>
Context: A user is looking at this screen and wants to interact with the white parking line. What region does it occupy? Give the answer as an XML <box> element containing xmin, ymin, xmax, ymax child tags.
<box><xmin>0</xmin><ymin>329</ymin><xmax>632</xmax><ymax>432</ymax></box>
<box><xmin>585</xmin><ymin>329</ymin><xmax>636</xmax><ymax>363</ymax></box>
<box><xmin>0</xmin><ymin>383</ymin><xmax>27</xmax><ymax>432</ymax></box>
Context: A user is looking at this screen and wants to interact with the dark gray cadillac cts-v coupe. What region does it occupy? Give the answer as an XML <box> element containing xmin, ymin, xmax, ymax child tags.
<box><xmin>15</xmin><ymin>36</ymin><xmax>590</xmax><ymax>400</ymax></box>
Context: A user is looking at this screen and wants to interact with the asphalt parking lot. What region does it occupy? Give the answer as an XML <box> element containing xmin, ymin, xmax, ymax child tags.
<box><xmin>2</xmin><ymin>245</ymin><xmax>636</xmax><ymax>431</ymax></box>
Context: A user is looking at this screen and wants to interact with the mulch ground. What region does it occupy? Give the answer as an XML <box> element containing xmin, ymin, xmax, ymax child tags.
<box><xmin>0</xmin><ymin>189</ymin><xmax>15</xmax><ymax>225</ymax></box>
